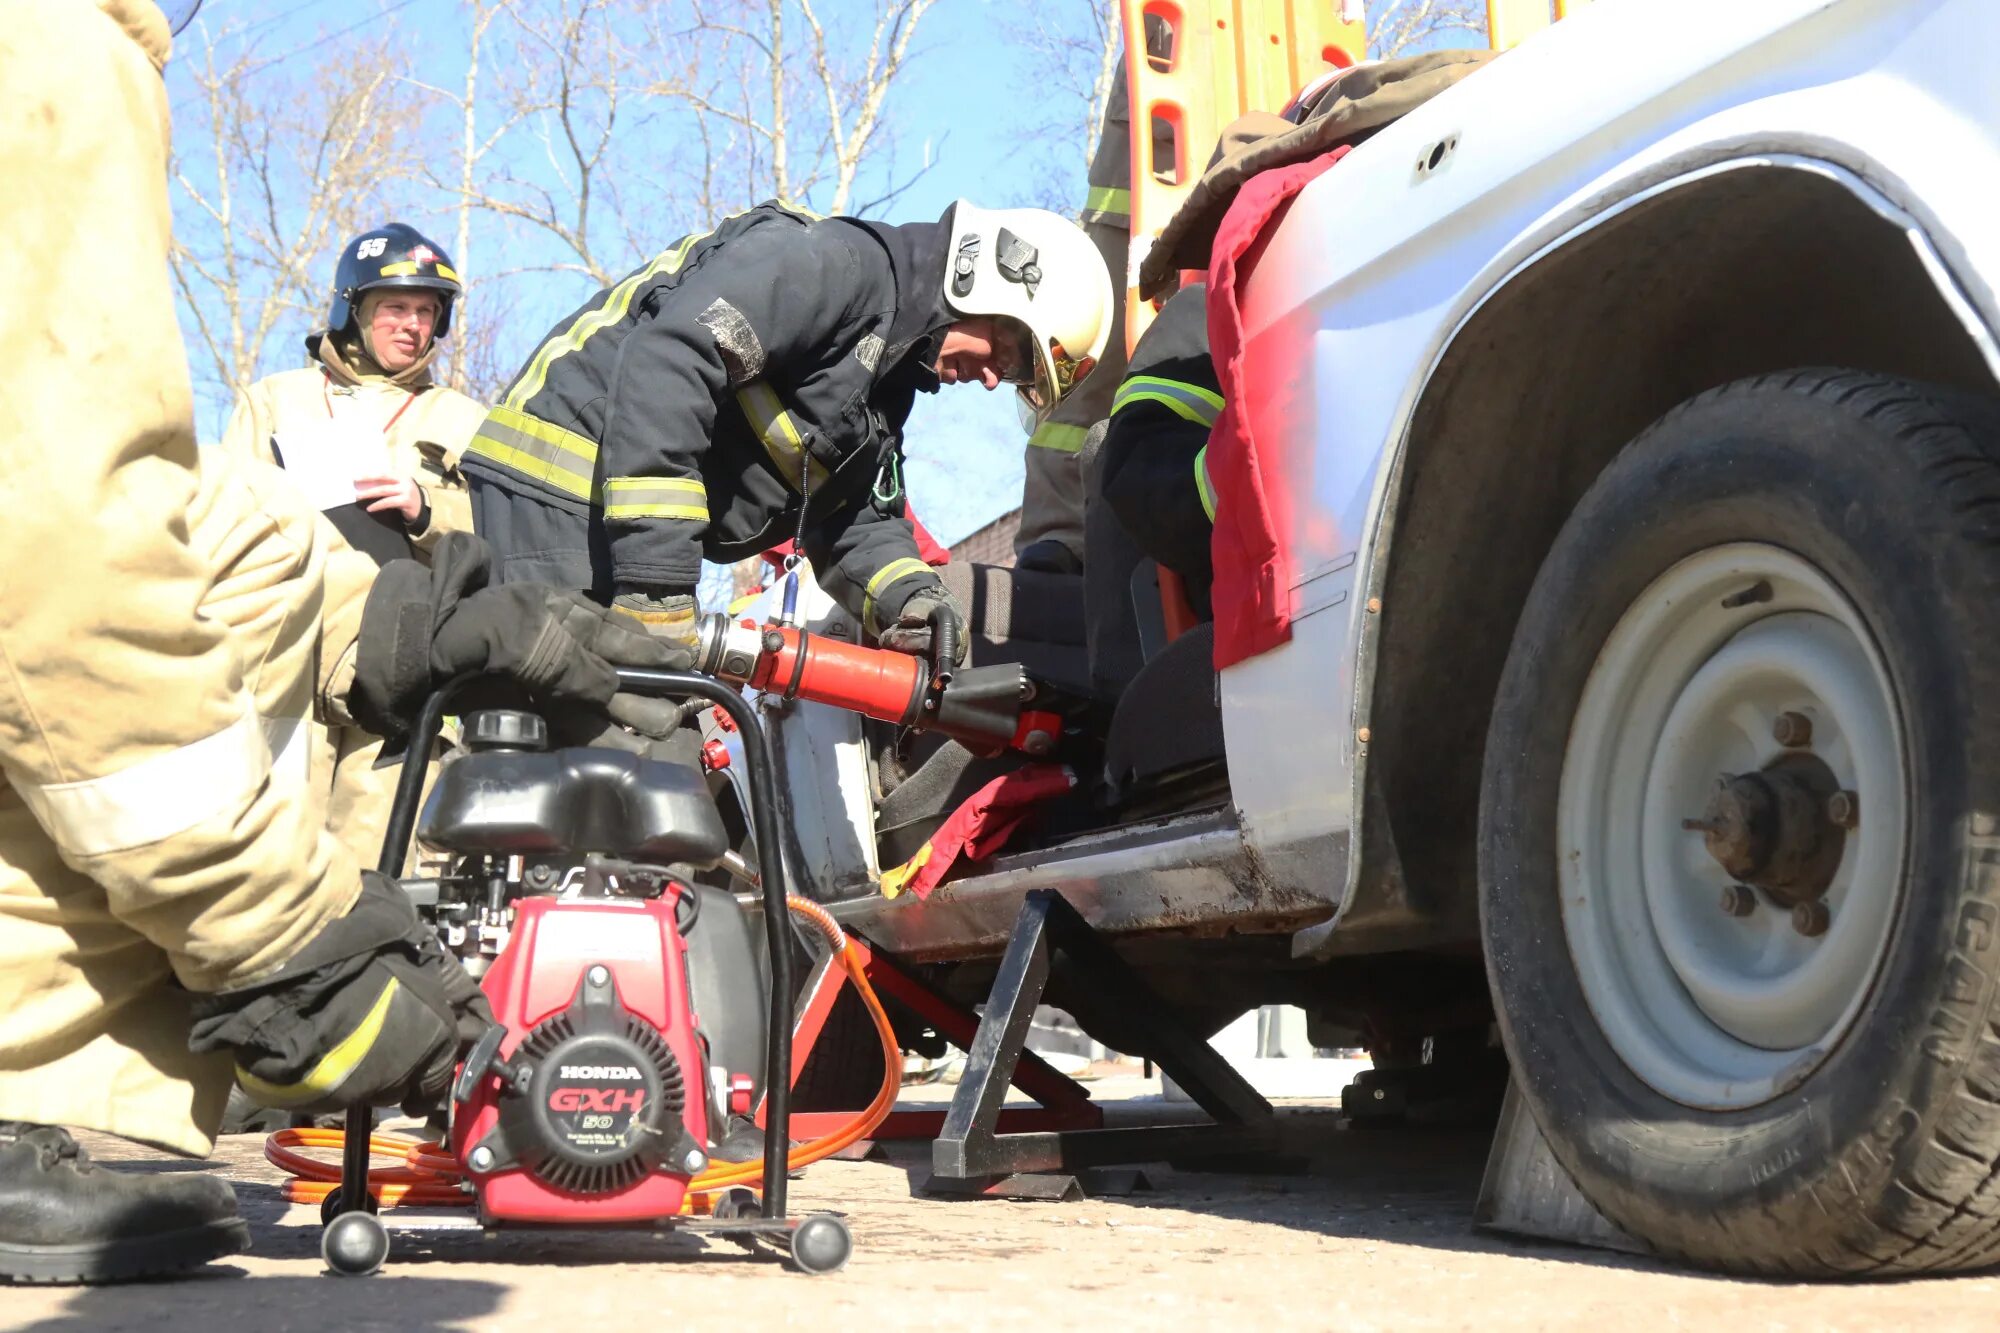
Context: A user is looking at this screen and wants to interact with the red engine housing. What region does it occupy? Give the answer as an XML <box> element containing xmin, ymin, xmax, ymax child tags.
<box><xmin>452</xmin><ymin>896</ymin><xmax>711</xmax><ymax>1223</ymax></box>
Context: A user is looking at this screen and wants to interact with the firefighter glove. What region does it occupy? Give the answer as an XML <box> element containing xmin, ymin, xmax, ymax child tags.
<box><xmin>878</xmin><ymin>582</ymin><xmax>969</xmax><ymax>666</ymax></box>
<box><xmin>353</xmin><ymin>532</ymin><xmax>688</xmax><ymax>741</ymax></box>
<box><xmin>187</xmin><ymin>872</ymin><xmax>494</xmax><ymax>1117</ymax></box>
<box><xmin>610</xmin><ymin>591</ymin><xmax>702</xmax><ymax>653</ymax></box>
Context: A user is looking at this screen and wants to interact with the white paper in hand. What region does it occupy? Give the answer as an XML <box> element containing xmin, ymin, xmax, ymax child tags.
<box><xmin>271</xmin><ymin>420</ymin><xmax>392</xmax><ymax>512</ymax></box>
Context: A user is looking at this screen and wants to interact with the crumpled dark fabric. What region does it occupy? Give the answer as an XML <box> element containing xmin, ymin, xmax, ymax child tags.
<box><xmin>1138</xmin><ymin>49</ymin><xmax>1496</xmax><ymax>299</ymax></box>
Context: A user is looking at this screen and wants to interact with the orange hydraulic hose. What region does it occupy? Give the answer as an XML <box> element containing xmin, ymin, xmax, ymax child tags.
<box><xmin>267</xmin><ymin>895</ymin><xmax>901</xmax><ymax>1208</ymax></box>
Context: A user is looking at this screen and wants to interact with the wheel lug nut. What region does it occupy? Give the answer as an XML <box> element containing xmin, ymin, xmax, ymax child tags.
<box><xmin>1720</xmin><ymin>884</ymin><xmax>1758</xmax><ymax>917</ymax></box>
<box><xmin>1827</xmin><ymin>790</ymin><xmax>1859</xmax><ymax>828</ymax></box>
<box><xmin>1792</xmin><ymin>900</ymin><xmax>1831</xmax><ymax>937</ymax></box>
<box><xmin>1772</xmin><ymin>712</ymin><xmax>1813</xmax><ymax>748</ymax></box>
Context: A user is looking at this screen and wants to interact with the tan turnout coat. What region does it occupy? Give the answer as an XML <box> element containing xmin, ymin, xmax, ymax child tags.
<box><xmin>0</xmin><ymin>0</ymin><xmax>377</xmax><ymax>1155</ymax></box>
<box><xmin>220</xmin><ymin>335</ymin><xmax>484</xmax><ymax>872</ymax></box>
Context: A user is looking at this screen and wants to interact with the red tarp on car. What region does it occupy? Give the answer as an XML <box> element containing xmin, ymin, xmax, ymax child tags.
<box><xmin>879</xmin><ymin>764</ymin><xmax>1077</xmax><ymax>900</ymax></box>
<box><xmin>1205</xmin><ymin>146</ymin><xmax>1350</xmax><ymax>669</ymax></box>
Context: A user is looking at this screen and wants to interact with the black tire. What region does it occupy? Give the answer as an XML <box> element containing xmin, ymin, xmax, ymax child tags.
<box><xmin>790</xmin><ymin>988</ymin><xmax>891</xmax><ymax>1113</ymax></box>
<box><xmin>1481</xmin><ymin>370</ymin><xmax>2000</xmax><ymax>1277</ymax></box>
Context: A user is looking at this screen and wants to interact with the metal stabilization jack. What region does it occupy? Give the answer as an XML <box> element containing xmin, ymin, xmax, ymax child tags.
<box><xmin>925</xmin><ymin>890</ymin><xmax>1341</xmax><ymax>1201</ymax></box>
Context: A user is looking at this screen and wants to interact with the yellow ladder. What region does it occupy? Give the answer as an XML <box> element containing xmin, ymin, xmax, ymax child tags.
<box><xmin>1122</xmin><ymin>0</ymin><xmax>1366</xmax><ymax>352</ymax></box>
<box><xmin>1487</xmin><ymin>0</ymin><xmax>1594</xmax><ymax>50</ymax></box>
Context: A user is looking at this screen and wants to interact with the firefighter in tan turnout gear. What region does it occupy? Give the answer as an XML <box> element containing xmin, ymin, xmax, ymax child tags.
<box><xmin>222</xmin><ymin>223</ymin><xmax>484</xmax><ymax>564</ymax></box>
<box><xmin>0</xmin><ymin>0</ymin><xmax>683</xmax><ymax>1286</ymax></box>
<box><xmin>222</xmin><ymin>225</ymin><xmax>487</xmax><ymax>892</ymax></box>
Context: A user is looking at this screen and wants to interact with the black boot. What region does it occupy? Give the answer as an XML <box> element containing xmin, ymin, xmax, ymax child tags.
<box><xmin>0</xmin><ymin>1124</ymin><xmax>249</xmax><ymax>1284</ymax></box>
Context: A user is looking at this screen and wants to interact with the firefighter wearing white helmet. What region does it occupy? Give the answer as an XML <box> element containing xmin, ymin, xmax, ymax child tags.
<box><xmin>941</xmin><ymin>202</ymin><xmax>1114</xmax><ymax>423</ymax></box>
<box><xmin>462</xmin><ymin>197</ymin><xmax>1114</xmax><ymax>664</ymax></box>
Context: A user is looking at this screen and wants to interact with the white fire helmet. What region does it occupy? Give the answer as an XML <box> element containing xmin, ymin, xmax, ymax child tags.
<box><xmin>942</xmin><ymin>202</ymin><xmax>1113</xmax><ymax>417</ymax></box>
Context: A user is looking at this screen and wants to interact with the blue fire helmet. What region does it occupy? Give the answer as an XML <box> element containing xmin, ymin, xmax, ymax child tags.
<box><xmin>325</xmin><ymin>223</ymin><xmax>462</xmax><ymax>342</ymax></box>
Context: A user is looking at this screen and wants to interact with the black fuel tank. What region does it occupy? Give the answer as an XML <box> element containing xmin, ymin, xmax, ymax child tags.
<box><xmin>419</xmin><ymin>747</ymin><xmax>728</xmax><ymax>865</ymax></box>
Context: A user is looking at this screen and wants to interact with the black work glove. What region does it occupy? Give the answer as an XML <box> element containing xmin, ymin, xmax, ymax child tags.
<box><xmin>878</xmin><ymin>581</ymin><xmax>969</xmax><ymax>666</ymax></box>
<box><xmin>187</xmin><ymin>872</ymin><xmax>493</xmax><ymax>1117</ymax></box>
<box><xmin>352</xmin><ymin>532</ymin><xmax>688</xmax><ymax>743</ymax></box>
<box><xmin>610</xmin><ymin>590</ymin><xmax>702</xmax><ymax>656</ymax></box>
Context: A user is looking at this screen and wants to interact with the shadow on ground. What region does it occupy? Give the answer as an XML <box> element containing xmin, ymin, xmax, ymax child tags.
<box><xmin>876</xmin><ymin>1119</ymin><xmax>1693</xmax><ymax>1281</ymax></box>
<box><xmin>17</xmin><ymin>1276</ymin><xmax>508</xmax><ymax>1333</ymax></box>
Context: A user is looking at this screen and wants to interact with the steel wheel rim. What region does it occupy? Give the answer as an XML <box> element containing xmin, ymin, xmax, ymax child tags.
<box><xmin>1556</xmin><ymin>543</ymin><xmax>1906</xmax><ymax>1109</ymax></box>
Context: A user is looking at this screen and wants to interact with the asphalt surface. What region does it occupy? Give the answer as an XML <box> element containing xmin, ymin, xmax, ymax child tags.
<box><xmin>4</xmin><ymin>1083</ymin><xmax>1999</xmax><ymax>1332</ymax></box>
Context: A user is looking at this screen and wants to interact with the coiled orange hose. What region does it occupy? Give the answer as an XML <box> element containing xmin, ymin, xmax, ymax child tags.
<box><xmin>267</xmin><ymin>895</ymin><xmax>901</xmax><ymax>1208</ymax></box>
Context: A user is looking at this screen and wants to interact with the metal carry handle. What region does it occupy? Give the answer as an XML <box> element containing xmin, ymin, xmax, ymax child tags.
<box><xmin>337</xmin><ymin>669</ymin><xmax>795</xmax><ymax>1223</ymax></box>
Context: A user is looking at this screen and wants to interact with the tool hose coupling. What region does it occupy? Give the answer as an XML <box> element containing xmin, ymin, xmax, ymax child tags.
<box><xmin>692</xmin><ymin>613</ymin><xmax>766</xmax><ymax>683</ymax></box>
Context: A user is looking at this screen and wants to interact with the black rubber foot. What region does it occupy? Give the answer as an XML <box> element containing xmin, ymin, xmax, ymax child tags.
<box><xmin>321</xmin><ymin>1211</ymin><xmax>389</xmax><ymax>1277</ymax></box>
<box><xmin>788</xmin><ymin>1212</ymin><xmax>852</xmax><ymax>1275</ymax></box>
<box><xmin>711</xmin><ymin>1188</ymin><xmax>760</xmax><ymax>1221</ymax></box>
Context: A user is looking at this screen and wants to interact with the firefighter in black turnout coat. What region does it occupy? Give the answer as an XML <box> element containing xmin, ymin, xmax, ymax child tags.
<box><xmin>463</xmin><ymin>200</ymin><xmax>1115</xmax><ymax>657</ymax></box>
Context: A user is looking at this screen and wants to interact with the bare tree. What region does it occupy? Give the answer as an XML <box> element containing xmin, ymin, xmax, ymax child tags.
<box><xmin>395</xmin><ymin>0</ymin><xmax>512</xmax><ymax>396</ymax></box>
<box><xmin>414</xmin><ymin>0</ymin><xmax>672</xmax><ymax>292</ymax></box>
<box><xmin>1367</xmin><ymin>0</ymin><xmax>1488</xmax><ymax>57</ymax></box>
<box><xmin>168</xmin><ymin>18</ymin><xmax>422</xmax><ymax>415</ymax></box>
<box><xmin>423</xmin><ymin>0</ymin><xmax>947</xmax><ymax>303</ymax></box>
<box><xmin>660</xmin><ymin>0</ymin><xmax>944</xmax><ymax>217</ymax></box>
<box><xmin>1015</xmin><ymin>0</ymin><xmax>1122</xmax><ymax>204</ymax></box>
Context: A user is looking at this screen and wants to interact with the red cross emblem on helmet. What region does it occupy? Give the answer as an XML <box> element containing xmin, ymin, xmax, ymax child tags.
<box><xmin>410</xmin><ymin>244</ymin><xmax>439</xmax><ymax>266</ymax></box>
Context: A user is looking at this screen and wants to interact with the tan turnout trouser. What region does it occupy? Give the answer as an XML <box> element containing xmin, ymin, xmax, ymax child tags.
<box><xmin>0</xmin><ymin>1</ymin><xmax>373</xmax><ymax>1155</ymax></box>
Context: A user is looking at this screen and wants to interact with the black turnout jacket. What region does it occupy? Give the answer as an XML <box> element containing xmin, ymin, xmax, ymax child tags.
<box><xmin>1098</xmin><ymin>282</ymin><xmax>1221</xmax><ymax>616</ymax></box>
<box><xmin>462</xmin><ymin>201</ymin><xmax>954</xmax><ymax>634</ymax></box>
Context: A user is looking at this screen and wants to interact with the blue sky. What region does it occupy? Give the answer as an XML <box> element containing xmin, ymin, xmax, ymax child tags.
<box><xmin>167</xmin><ymin>1</ymin><xmax>1473</xmax><ymax>547</ymax></box>
<box><xmin>169</xmin><ymin>0</ymin><xmax>1095</xmax><ymax>545</ymax></box>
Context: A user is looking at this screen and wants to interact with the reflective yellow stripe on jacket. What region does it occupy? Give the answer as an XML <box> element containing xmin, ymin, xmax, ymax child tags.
<box><xmin>1111</xmin><ymin>374</ymin><xmax>1224</xmax><ymax>428</ymax></box>
<box><xmin>1194</xmin><ymin>444</ymin><xmax>1217</xmax><ymax>522</ymax></box>
<box><xmin>862</xmin><ymin>556</ymin><xmax>935</xmax><ymax>636</ymax></box>
<box><xmin>505</xmin><ymin>228</ymin><xmax>710</xmax><ymax>412</ymax></box>
<box><xmin>1082</xmin><ymin>184</ymin><xmax>1131</xmax><ymax>225</ymax></box>
<box><xmin>1027</xmin><ymin>422</ymin><xmax>1088</xmax><ymax>454</ymax></box>
<box><xmin>464</xmin><ymin>404</ymin><xmax>600</xmax><ymax>503</ymax></box>
<box><xmin>737</xmin><ymin>380</ymin><xmax>830</xmax><ymax>492</ymax></box>
<box><xmin>602</xmin><ymin>476</ymin><xmax>708</xmax><ymax>522</ymax></box>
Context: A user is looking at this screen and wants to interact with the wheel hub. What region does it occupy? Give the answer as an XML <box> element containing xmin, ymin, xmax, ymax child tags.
<box><xmin>1689</xmin><ymin>757</ymin><xmax>1844</xmax><ymax>909</ymax></box>
<box><xmin>1557</xmin><ymin>544</ymin><xmax>1907</xmax><ymax>1108</ymax></box>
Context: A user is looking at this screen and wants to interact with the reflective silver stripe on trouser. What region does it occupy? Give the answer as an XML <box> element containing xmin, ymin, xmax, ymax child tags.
<box><xmin>7</xmin><ymin>709</ymin><xmax>305</xmax><ymax>858</ymax></box>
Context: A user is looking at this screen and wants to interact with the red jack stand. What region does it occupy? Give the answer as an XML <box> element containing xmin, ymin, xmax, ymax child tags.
<box><xmin>757</xmin><ymin>931</ymin><xmax>1105</xmax><ymax>1145</ymax></box>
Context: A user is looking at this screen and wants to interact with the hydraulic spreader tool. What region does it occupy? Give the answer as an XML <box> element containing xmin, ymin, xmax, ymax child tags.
<box><xmin>690</xmin><ymin>603</ymin><xmax>1069</xmax><ymax>758</ymax></box>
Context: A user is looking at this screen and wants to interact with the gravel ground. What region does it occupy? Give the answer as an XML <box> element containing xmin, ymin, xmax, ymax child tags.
<box><xmin>4</xmin><ymin>1083</ymin><xmax>1998</xmax><ymax>1332</ymax></box>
